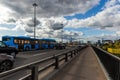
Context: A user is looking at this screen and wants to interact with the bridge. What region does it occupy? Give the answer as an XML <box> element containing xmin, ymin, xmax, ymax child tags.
<box><xmin>0</xmin><ymin>45</ymin><xmax>120</xmax><ymax>80</ymax></box>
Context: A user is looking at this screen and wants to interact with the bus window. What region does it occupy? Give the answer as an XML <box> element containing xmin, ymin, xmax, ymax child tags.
<box><xmin>21</xmin><ymin>40</ymin><xmax>24</xmax><ymax>44</ymax></box>
<box><xmin>25</xmin><ymin>40</ymin><xmax>29</xmax><ymax>44</ymax></box>
<box><xmin>18</xmin><ymin>40</ymin><xmax>21</xmax><ymax>44</ymax></box>
<box><xmin>25</xmin><ymin>40</ymin><xmax>27</xmax><ymax>44</ymax></box>
<box><xmin>35</xmin><ymin>40</ymin><xmax>38</xmax><ymax>44</ymax></box>
<box><xmin>2</xmin><ymin>38</ymin><xmax>11</xmax><ymax>41</ymax></box>
<box><xmin>42</xmin><ymin>41</ymin><xmax>46</xmax><ymax>44</ymax></box>
<box><xmin>28</xmin><ymin>40</ymin><xmax>29</xmax><ymax>44</ymax></box>
<box><xmin>14</xmin><ymin>39</ymin><xmax>18</xmax><ymax>44</ymax></box>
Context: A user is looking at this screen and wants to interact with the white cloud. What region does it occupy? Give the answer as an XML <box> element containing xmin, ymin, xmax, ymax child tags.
<box><xmin>2</xmin><ymin>0</ymin><xmax>120</xmax><ymax>42</ymax></box>
<box><xmin>103</xmin><ymin>0</ymin><xmax>119</xmax><ymax>8</ymax></box>
<box><xmin>0</xmin><ymin>0</ymin><xmax>100</xmax><ymax>40</ymax></box>
<box><xmin>0</xmin><ymin>27</ymin><xmax>9</xmax><ymax>30</ymax></box>
<box><xmin>66</xmin><ymin>0</ymin><xmax>120</xmax><ymax>31</ymax></box>
<box><xmin>0</xmin><ymin>0</ymin><xmax>100</xmax><ymax>17</ymax></box>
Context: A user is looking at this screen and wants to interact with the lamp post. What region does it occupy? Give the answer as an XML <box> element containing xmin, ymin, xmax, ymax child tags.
<box><xmin>33</xmin><ymin>3</ymin><xmax>37</xmax><ymax>39</ymax></box>
<box><xmin>61</xmin><ymin>24</ymin><xmax>64</xmax><ymax>43</ymax></box>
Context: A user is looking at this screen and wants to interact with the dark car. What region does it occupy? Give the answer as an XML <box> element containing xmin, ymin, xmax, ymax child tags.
<box><xmin>0</xmin><ymin>41</ymin><xmax>18</xmax><ymax>58</ymax></box>
<box><xmin>55</xmin><ymin>43</ymin><xmax>66</xmax><ymax>50</ymax></box>
<box><xmin>0</xmin><ymin>54</ymin><xmax>14</xmax><ymax>72</ymax></box>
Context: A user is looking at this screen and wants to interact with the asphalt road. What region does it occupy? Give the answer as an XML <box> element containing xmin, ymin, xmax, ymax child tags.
<box><xmin>0</xmin><ymin>47</ymin><xmax>74</xmax><ymax>80</ymax></box>
<box><xmin>14</xmin><ymin>48</ymin><xmax>73</xmax><ymax>67</ymax></box>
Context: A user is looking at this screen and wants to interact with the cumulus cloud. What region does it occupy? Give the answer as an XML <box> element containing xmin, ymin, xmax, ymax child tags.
<box><xmin>104</xmin><ymin>0</ymin><xmax>120</xmax><ymax>8</ymax></box>
<box><xmin>0</xmin><ymin>27</ymin><xmax>10</xmax><ymax>30</ymax></box>
<box><xmin>2</xmin><ymin>0</ymin><xmax>120</xmax><ymax>42</ymax></box>
<box><xmin>0</xmin><ymin>0</ymin><xmax>101</xmax><ymax>41</ymax></box>
<box><xmin>25</xmin><ymin>18</ymin><xmax>40</xmax><ymax>27</ymax></box>
<box><xmin>37</xmin><ymin>17</ymin><xmax>67</xmax><ymax>30</ymax></box>
<box><xmin>0</xmin><ymin>0</ymin><xmax>100</xmax><ymax>18</ymax></box>
<box><xmin>66</xmin><ymin>0</ymin><xmax>120</xmax><ymax>31</ymax></box>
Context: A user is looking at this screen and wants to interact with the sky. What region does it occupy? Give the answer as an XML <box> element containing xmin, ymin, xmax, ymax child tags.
<box><xmin>0</xmin><ymin>0</ymin><xmax>120</xmax><ymax>43</ymax></box>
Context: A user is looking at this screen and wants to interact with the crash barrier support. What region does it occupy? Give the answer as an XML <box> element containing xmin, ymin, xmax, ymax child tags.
<box><xmin>0</xmin><ymin>46</ymin><xmax>87</xmax><ymax>80</ymax></box>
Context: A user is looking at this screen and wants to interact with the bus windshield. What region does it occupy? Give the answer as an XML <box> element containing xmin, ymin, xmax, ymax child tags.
<box><xmin>2</xmin><ymin>38</ymin><xmax>11</xmax><ymax>41</ymax></box>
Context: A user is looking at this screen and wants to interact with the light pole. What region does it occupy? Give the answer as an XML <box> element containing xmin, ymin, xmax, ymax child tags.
<box><xmin>70</xmin><ymin>32</ymin><xmax>73</xmax><ymax>42</ymax></box>
<box><xmin>61</xmin><ymin>24</ymin><xmax>64</xmax><ymax>43</ymax></box>
<box><xmin>33</xmin><ymin>3</ymin><xmax>37</xmax><ymax>39</ymax></box>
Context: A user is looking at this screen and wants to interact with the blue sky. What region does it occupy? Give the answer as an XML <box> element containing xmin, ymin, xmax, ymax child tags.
<box><xmin>0</xmin><ymin>0</ymin><xmax>120</xmax><ymax>42</ymax></box>
<box><xmin>63</xmin><ymin>0</ymin><xmax>120</xmax><ymax>41</ymax></box>
<box><xmin>64</xmin><ymin>0</ymin><xmax>114</xmax><ymax>38</ymax></box>
<box><xmin>64</xmin><ymin>27</ymin><xmax>115</xmax><ymax>37</ymax></box>
<box><xmin>64</xmin><ymin>0</ymin><xmax>108</xmax><ymax>20</ymax></box>
<box><xmin>64</xmin><ymin>0</ymin><xmax>114</xmax><ymax>36</ymax></box>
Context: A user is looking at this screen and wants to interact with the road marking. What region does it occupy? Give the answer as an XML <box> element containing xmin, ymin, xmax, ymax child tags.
<box><xmin>18</xmin><ymin>74</ymin><xmax>31</xmax><ymax>80</ymax></box>
<box><xmin>33</xmin><ymin>52</ymin><xmax>47</xmax><ymax>56</ymax></box>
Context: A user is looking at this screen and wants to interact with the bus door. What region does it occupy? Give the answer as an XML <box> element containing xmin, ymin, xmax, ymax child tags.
<box><xmin>39</xmin><ymin>40</ymin><xmax>42</xmax><ymax>49</ymax></box>
<box><xmin>17</xmin><ymin>39</ymin><xmax>24</xmax><ymax>50</ymax></box>
<box><xmin>31</xmin><ymin>39</ymin><xmax>35</xmax><ymax>49</ymax></box>
<box><xmin>48</xmin><ymin>41</ymin><xmax>50</xmax><ymax>49</ymax></box>
<box><xmin>34</xmin><ymin>40</ymin><xmax>39</xmax><ymax>50</ymax></box>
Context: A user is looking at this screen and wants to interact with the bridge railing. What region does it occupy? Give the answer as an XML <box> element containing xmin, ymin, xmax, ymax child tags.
<box><xmin>0</xmin><ymin>46</ymin><xmax>87</xmax><ymax>80</ymax></box>
<box><xmin>92</xmin><ymin>46</ymin><xmax>120</xmax><ymax>80</ymax></box>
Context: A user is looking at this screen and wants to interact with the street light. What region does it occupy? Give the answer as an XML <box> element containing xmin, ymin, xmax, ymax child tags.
<box><xmin>61</xmin><ymin>24</ymin><xmax>64</xmax><ymax>43</ymax></box>
<box><xmin>33</xmin><ymin>3</ymin><xmax>37</xmax><ymax>39</ymax></box>
<box><xmin>70</xmin><ymin>31</ymin><xmax>73</xmax><ymax>43</ymax></box>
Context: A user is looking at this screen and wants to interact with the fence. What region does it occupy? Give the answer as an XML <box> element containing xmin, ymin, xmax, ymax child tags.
<box><xmin>92</xmin><ymin>46</ymin><xmax>120</xmax><ymax>80</ymax></box>
<box><xmin>0</xmin><ymin>46</ymin><xmax>86</xmax><ymax>80</ymax></box>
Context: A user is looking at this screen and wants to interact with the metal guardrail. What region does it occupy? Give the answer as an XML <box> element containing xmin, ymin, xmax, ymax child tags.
<box><xmin>0</xmin><ymin>46</ymin><xmax>86</xmax><ymax>80</ymax></box>
<box><xmin>92</xmin><ymin>46</ymin><xmax>120</xmax><ymax>80</ymax></box>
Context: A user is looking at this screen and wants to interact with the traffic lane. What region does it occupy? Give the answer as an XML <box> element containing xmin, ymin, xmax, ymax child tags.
<box><xmin>16</xmin><ymin>47</ymin><xmax>73</xmax><ymax>58</ymax></box>
<box><xmin>14</xmin><ymin>49</ymin><xmax>56</xmax><ymax>68</ymax></box>
<box><xmin>16</xmin><ymin>49</ymin><xmax>56</xmax><ymax>58</ymax></box>
<box><xmin>14</xmin><ymin>48</ymin><xmax>72</xmax><ymax>68</ymax></box>
<box><xmin>1</xmin><ymin>48</ymin><xmax>73</xmax><ymax>80</ymax></box>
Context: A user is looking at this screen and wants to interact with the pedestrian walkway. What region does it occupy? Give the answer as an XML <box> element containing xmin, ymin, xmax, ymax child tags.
<box><xmin>50</xmin><ymin>47</ymin><xmax>107</xmax><ymax>80</ymax></box>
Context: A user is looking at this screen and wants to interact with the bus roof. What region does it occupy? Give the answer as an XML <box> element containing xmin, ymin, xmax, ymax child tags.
<box><xmin>2</xmin><ymin>36</ymin><xmax>56</xmax><ymax>42</ymax></box>
<box><xmin>2</xmin><ymin>36</ymin><xmax>31</xmax><ymax>39</ymax></box>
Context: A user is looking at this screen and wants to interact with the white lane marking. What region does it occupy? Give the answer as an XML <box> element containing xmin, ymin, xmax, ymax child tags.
<box><xmin>33</xmin><ymin>52</ymin><xmax>47</xmax><ymax>56</ymax></box>
<box><xmin>18</xmin><ymin>74</ymin><xmax>31</xmax><ymax>80</ymax></box>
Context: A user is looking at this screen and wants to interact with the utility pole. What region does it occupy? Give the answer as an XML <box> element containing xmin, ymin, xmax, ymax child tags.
<box><xmin>33</xmin><ymin>3</ymin><xmax>37</xmax><ymax>39</ymax></box>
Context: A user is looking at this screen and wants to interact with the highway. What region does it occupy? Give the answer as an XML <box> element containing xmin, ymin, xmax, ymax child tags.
<box><xmin>14</xmin><ymin>47</ymin><xmax>74</xmax><ymax>67</ymax></box>
<box><xmin>0</xmin><ymin>47</ymin><xmax>74</xmax><ymax>80</ymax></box>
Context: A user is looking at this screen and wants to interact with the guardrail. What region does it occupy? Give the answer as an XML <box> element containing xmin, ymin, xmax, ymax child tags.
<box><xmin>0</xmin><ymin>46</ymin><xmax>87</xmax><ymax>80</ymax></box>
<box><xmin>92</xmin><ymin>46</ymin><xmax>120</xmax><ymax>80</ymax></box>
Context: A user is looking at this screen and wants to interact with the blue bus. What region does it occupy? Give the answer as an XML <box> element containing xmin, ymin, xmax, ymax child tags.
<box><xmin>2</xmin><ymin>36</ymin><xmax>56</xmax><ymax>51</ymax></box>
<box><xmin>40</xmin><ymin>38</ymin><xmax>56</xmax><ymax>49</ymax></box>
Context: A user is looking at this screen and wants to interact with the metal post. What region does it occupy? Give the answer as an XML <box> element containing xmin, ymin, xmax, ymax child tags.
<box><xmin>31</xmin><ymin>66</ymin><xmax>38</xmax><ymax>80</ymax></box>
<box><xmin>74</xmin><ymin>50</ymin><xmax>76</xmax><ymax>55</ymax></box>
<box><xmin>54</xmin><ymin>56</ymin><xmax>59</xmax><ymax>69</ymax></box>
<box><xmin>70</xmin><ymin>51</ymin><xmax>73</xmax><ymax>58</ymax></box>
<box><xmin>33</xmin><ymin>3</ymin><xmax>37</xmax><ymax>39</ymax></box>
<box><xmin>76</xmin><ymin>49</ymin><xmax>79</xmax><ymax>54</ymax></box>
<box><xmin>65</xmin><ymin>53</ymin><xmax>68</xmax><ymax>62</ymax></box>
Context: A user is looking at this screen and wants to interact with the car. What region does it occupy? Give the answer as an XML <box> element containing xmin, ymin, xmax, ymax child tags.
<box><xmin>0</xmin><ymin>54</ymin><xmax>14</xmax><ymax>72</ymax></box>
<box><xmin>55</xmin><ymin>43</ymin><xmax>66</xmax><ymax>50</ymax></box>
<box><xmin>0</xmin><ymin>41</ymin><xmax>18</xmax><ymax>58</ymax></box>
